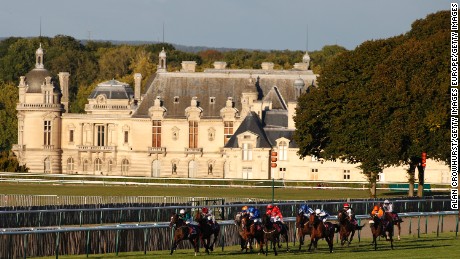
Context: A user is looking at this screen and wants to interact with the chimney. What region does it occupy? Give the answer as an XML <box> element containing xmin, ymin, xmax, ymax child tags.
<box><xmin>261</xmin><ymin>62</ymin><xmax>274</xmax><ymax>70</ymax></box>
<box><xmin>134</xmin><ymin>73</ymin><xmax>142</xmax><ymax>101</ymax></box>
<box><xmin>58</xmin><ymin>72</ymin><xmax>70</xmax><ymax>112</ymax></box>
<box><xmin>181</xmin><ymin>61</ymin><xmax>197</xmax><ymax>72</ymax></box>
<box><xmin>213</xmin><ymin>61</ymin><xmax>227</xmax><ymax>70</ymax></box>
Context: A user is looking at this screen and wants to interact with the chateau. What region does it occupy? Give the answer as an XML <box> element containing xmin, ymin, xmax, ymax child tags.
<box><xmin>12</xmin><ymin>45</ymin><xmax>450</xmax><ymax>184</ymax></box>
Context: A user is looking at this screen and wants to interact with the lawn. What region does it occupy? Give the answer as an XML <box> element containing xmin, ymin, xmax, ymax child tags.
<box><xmin>34</xmin><ymin>233</ymin><xmax>459</xmax><ymax>259</ymax></box>
<box><xmin>0</xmin><ymin>182</ymin><xmax>411</xmax><ymax>200</ymax></box>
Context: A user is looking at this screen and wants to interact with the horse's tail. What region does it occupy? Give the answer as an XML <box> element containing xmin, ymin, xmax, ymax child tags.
<box><xmin>333</xmin><ymin>223</ymin><xmax>340</xmax><ymax>233</ymax></box>
<box><xmin>356</xmin><ymin>223</ymin><xmax>366</xmax><ymax>231</ymax></box>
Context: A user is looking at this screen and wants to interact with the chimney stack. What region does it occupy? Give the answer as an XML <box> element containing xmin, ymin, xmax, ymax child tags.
<box><xmin>134</xmin><ymin>73</ymin><xmax>142</xmax><ymax>101</ymax></box>
<box><xmin>213</xmin><ymin>61</ymin><xmax>227</xmax><ymax>70</ymax></box>
<box><xmin>261</xmin><ymin>62</ymin><xmax>274</xmax><ymax>70</ymax></box>
<box><xmin>181</xmin><ymin>61</ymin><xmax>197</xmax><ymax>72</ymax></box>
<box><xmin>58</xmin><ymin>72</ymin><xmax>70</xmax><ymax>112</ymax></box>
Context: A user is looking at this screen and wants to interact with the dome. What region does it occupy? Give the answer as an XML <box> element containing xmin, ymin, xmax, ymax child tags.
<box><xmin>294</xmin><ymin>78</ymin><xmax>305</xmax><ymax>88</ymax></box>
<box><xmin>36</xmin><ymin>44</ymin><xmax>44</xmax><ymax>55</ymax></box>
<box><xmin>159</xmin><ymin>47</ymin><xmax>166</xmax><ymax>58</ymax></box>
<box><xmin>25</xmin><ymin>68</ymin><xmax>52</xmax><ymax>93</ymax></box>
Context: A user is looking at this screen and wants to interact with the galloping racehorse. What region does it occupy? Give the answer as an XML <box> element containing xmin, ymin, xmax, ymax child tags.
<box><xmin>369</xmin><ymin>212</ymin><xmax>394</xmax><ymax>250</ymax></box>
<box><xmin>261</xmin><ymin>214</ymin><xmax>281</xmax><ymax>256</ymax></box>
<box><xmin>307</xmin><ymin>214</ymin><xmax>337</xmax><ymax>253</ymax></box>
<box><xmin>195</xmin><ymin>211</ymin><xmax>220</xmax><ymax>252</ymax></box>
<box><xmin>337</xmin><ymin>209</ymin><xmax>364</xmax><ymax>247</ymax></box>
<box><xmin>296</xmin><ymin>212</ymin><xmax>311</xmax><ymax>251</ymax></box>
<box><xmin>235</xmin><ymin>213</ymin><xmax>255</xmax><ymax>252</ymax></box>
<box><xmin>169</xmin><ymin>213</ymin><xmax>201</xmax><ymax>256</ymax></box>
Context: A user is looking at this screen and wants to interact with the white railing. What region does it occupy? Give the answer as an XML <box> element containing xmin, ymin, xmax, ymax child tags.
<box><xmin>77</xmin><ymin>145</ymin><xmax>116</xmax><ymax>152</ymax></box>
<box><xmin>148</xmin><ymin>147</ymin><xmax>166</xmax><ymax>153</ymax></box>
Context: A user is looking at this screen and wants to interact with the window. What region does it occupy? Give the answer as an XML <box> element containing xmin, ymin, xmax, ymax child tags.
<box><xmin>95</xmin><ymin>158</ymin><xmax>102</xmax><ymax>172</ymax></box>
<box><xmin>44</xmin><ymin>158</ymin><xmax>51</xmax><ymax>173</ymax></box>
<box><xmin>96</xmin><ymin>125</ymin><xmax>105</xmax><ymax>146</ymax></box>
<box><xmin>242</xmin><ymin>143</ymin><xmax>253</xmax><ymax>161</ymax></box>
<box><xmin>45</xmin><ymin>91</ymin><xmax>52</xmax><ymax>104</ymax></box>
<box><xmin>279</xmin><ymin>168</ymin><xmax>286</xmax><ymax>172</ymax></box>
<box><xmin>210</xmin><ymin>97</ymin><xmax>216</xmax><ymax>104</ymax></box>
<box><xmin>121</xmin><ymin>159</ymin><xmax>129</xmax><ymax>174</ymax></box>
<box><xmin>107</xmin><ymin>160</ymin><xmax>113</xmax><ymax>173</ymax></box>
<box><xmin>279</xmin><ymin>141</ymin><xmax>288</xmax><ymax>161</ymax></box>
<box><xmin>172</xmin><ymin>163</ymin><xmax>177</xmax><ymax>174</ymax></box>
<box><xmin>311</xmin><ymin>168</ymin><xmax>318</xmax><ymax>173</ymax></box>
<box><xmin>189</xmin><ymin>121</ymin><xmax>198</xmax><ymax>148</ymax></box>
<box><xmin>343</xmin><ymin>170</ymin><xmax>351</xmax><ymax>180</ymax></box>
<box><xmin>124</xmin><ymin>131</ymin><xmax>129</xmax><ymax>144</ymax></box>
<box><xmin>44</xmin><ymin>120</ymin><xmax>51</xmax><ymax>145</ymax></box>
<box><xmin>224</xmin><ymin>121</ymin><xmax>233</xmax><ymax>145</ymax></box>
<box><xmin>152</xmin><ymin>120</ymin><xmax>162</xmax><ymax>147</ymax></box>
<box><xmin>69</xmin><ymin>130</ymin><xmax>74</xmax><ymax>143</ymax></box>
<box><xmin>83</xmin><ymin>160</ymin><xmax>89</xmax><ymax>173</ymax></box>
<box><xmin>67</xmin><ymin>157</ymin><xmax>74</xmax><ymax>173</ymax></box>
<box><xmin>174</xmin><ymin>96</ymin><xmax>179</xmax><ymax>103</ymax></box>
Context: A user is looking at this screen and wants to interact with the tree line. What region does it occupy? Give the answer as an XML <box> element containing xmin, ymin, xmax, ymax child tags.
<box><xmin>293</xmin><ymin>11</ymin><xmax>450</xmax><ymax>197</ymax></box>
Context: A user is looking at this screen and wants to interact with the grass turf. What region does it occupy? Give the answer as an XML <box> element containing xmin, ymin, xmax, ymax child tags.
<box><xmin>0</xmin><ymin>182</ymin><xmax>413</xmax><ymax>200</ymax></box>
<box><xmin>34</xmin><ymin>233</ymin><xmax>459</xmax><ymax>258</ymax></box>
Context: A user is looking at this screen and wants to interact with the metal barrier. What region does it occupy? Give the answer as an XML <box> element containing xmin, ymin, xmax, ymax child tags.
<box><xmin>0</xmin><ymin>198</ymin><xmax>453</xmax><ymax>228</ymax></box>
<box><xmin>0</xmin><ymin>210</ymin><xmax>457</xmax><ymax>258</ymax></box>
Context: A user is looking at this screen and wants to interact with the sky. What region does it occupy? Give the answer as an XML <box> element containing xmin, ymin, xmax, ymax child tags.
<box><xmin>0</xmin><ymin>0</ymin><xmax>451</xmax><ymax>51</ymax></box>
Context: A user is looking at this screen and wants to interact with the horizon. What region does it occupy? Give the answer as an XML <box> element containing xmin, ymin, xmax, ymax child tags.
<box><xmin>0</xmin><ymin>0</ymin><xmax>450</xmax><ymax>52</ymax></box>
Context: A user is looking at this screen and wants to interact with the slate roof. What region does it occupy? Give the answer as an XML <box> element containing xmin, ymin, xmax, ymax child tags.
<box><xmin>224</xmin><ymin>112</ymin><xmax>272</xmax><ymax>148</ymax></box>
<box><xmin>88</xmin><ymin>80</ymin><xmax>134</xmax><ymax>99</ymax></box>
<box><xmin>133</xmin><ymin>70</ymin><xmax>316</xmax><ymax>118</ymax></box>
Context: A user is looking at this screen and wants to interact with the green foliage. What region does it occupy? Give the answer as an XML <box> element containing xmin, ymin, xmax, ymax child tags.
<box><xmin>0</xmin><ymin>82</ymin><xmax>18</xmax><ymax>151</ymax></box>
<box><xmin>294</xmin><ymin>11</ymin><xmax>450</xmax><ymax>196</ymax></box>
<box><xmin>0</xmin><ymin>151</ymin><xmax>28</xmax><ymax>172</ymax></box>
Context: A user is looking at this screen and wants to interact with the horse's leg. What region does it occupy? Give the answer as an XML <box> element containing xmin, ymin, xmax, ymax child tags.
<box><xmin>298</xmin><ymin>233</ymin><xmax>303</xmax><ymax>251</ymax></box>
<box><xmin>326</xmin><ymin>236</ymin><xmax>333</xmax><ymax>253</ymax></box>
<box><xmin>284</xmin><ymin>231</ymin><xmax>289</xmax><ymax>252</ymax></box>
<box><xmin>373</xmin><ymin>235</ymin><xmax>377</xmax><ymax>250</ymax></box>
<box><xmin>273</xmin><ymin>239</ymin><xmax>278</xmax><ymax>256</ymax></box>
<box><xmin>170</xmin><ymin>240</ymin><xmax>177</xmax><ymax>255</ymax></box>
<box><xmin>397</xmin><ymin>222</ymin><xmax>401</xmax><ymax>240</ymax></box>
<box><xmin>188</xmin><ymin>238</ymin><xmax>198</xmax><ymax>256</ymax></box>
<box><xmin>348</xmin><ymin>229</ymin><xmax>355</xmax><ymax>246</ymax></box>
<box><xmin>308</xmin><ymin>236</ymin><xmax>314</xmax><ymax>252</ymax></box>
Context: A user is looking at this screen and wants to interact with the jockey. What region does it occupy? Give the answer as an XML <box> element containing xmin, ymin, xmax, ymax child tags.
<box><xmin>382</xmin><ymin>200</ymin><xmax>403</xmax><ymax>222</ymax></box>
<box><xmin>179</xmin><ymin>209</ymin><xmax>197</xmax><ymax>235</ymax></box>
<box><xmin>315</xmin><ymin>208</ymin><xmax>330</xmax><ymax>223</ymax></box>
<box><xmin>242</xmin><ymin>205</ymin><xmax>249</xmax><ymax>216</ymax></box>
<box><xmin>249</xmin><ymin>207</ymin><xmax>262</xmax><ymax>223</ymax></box>
<box><xmin>271</xmin><ymin>206</ymin><xmax>283</xmax><ymax>223</ymax></box>
<box><xmin>179</xmin><ymin>209</ymin><xmax>193</xmax><ymax>224</ymax></box>
<box><xmin>371</xmin><ymin>205</ymin><xmax>384</xmax><ymax>219</ymax></box>
<box><xmin>201</xmin><ymin>207</ymin><xmax>215</xmax><ymax>224</ymax></box>
<box><xmin>343</xmin><ymin>203</ymin><xmax>357</xmax><ymax>225</ymax></box>
<box><xmin>298</xmin><ymin>204</ymin><xmax>314</xmax><ymax>217</ymax></box>
<box><xmin>266</xmin><ymin>204</ymin><xmax>274</xmax><ymax>216</ymax></box>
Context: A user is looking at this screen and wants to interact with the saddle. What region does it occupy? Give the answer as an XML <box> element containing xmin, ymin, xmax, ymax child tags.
<box><xmin>188</xmin><ymin>225</ymin><xmax>198</xmax><ymax>236</ymax></box>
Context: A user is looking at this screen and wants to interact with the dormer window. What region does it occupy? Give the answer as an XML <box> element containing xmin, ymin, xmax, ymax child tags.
<box><xmin>174</xmin><ymin>96</ymin><xmax>179</xmax><ymax>103</ymax></box>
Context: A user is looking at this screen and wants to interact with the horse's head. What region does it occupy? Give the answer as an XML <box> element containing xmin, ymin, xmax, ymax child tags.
<box><xmin>296</xmin><ymin>213</ymin><xmax>307</xmax><ymax>227</ymax></box>
<box><xmin>241</xmin><ymin>213</ymin><xmax>251</xmax><ymax>229</ymax></box>
<box><xmin>262</xmin><ymin>213</ymin><xmax>271</xmax><ymax>226</ymax></box>
<box><xmin>169</xmin><ymin>213</ymin><xmax>178</xmax><ymax>228</ymax></box>
<box><xmin>337</xmin><ymin>210</ymin><xmax>348</xmax><ymax>224</ymax></box>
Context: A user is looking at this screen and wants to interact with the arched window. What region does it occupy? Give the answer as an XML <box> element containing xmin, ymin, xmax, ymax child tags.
<box><xmin>279</xmin><ymin>141</ymin><xmax>288</xmax><ymax>161</ymax></box>
<box><xmin>67</xmin><ymin>157</ymin><xmax>74</xmax><ymax>173</ymax></box>
<box><xmin>152</xmin><ymin>160</ymin><xmax>161</xmax><ymax>177</ymax></box>
<box><xmin>83</xmin><ymin>160</ymin><xmax>89</xmax><ymax>173</ymax></box>
<box><xmin>107</xmin><ymin>160</ymin><xmax>113</xmax><ymax>173</ymax></box>
<box><xmin>44</xmin><ymin>158</ymin><xmax>51</xmax><ymax>173</ymax></box>
<box><xmin>94</xmin><ymin>158</ymin><xmax>102</xmax><ymax>173</ymax></box>
<box><xmin>188</xmin><ymin>160</ymin><xmax>197</xmax><ymax>178</ymax></box>
<box><xmin>121</xmin><ymin>159</ymin><xmax>129</xmax><ymax>175</ymax></box>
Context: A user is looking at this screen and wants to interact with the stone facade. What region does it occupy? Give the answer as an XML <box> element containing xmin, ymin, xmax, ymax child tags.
<box><xmin>12</xmin><ymin>46</ymin><xmax>450</xmax><ymax>184</ymax></box>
